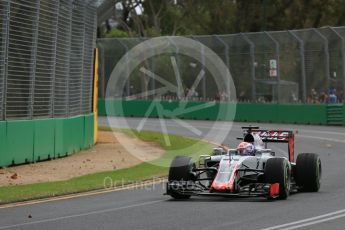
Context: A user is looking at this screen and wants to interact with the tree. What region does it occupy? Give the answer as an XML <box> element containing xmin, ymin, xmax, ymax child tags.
<box><xmin>100</xmin><ymin>0</ymin><xmax>345</xmax><ymax>38</ymax></box>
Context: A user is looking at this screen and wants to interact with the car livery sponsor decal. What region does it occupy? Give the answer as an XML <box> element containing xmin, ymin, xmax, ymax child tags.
<box><xmin>251</xmin><ymin>130</ymin><xmax>291</xmax><ymax>141</ymax></box>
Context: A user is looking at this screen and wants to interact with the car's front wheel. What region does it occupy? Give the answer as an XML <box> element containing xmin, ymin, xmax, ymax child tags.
<box><xmin>264</xmin><ymin>158</ymin><xmax>290</xmax><ymax>200</ymax></box>
<box><xmin>167</xmin><ymin>156</ymin><xmax>196</xmax><ymax>199</ymax></box>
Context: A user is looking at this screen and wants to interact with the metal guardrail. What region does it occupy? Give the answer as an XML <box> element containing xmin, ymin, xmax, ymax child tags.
<box><xmin>0</xmin><ymin>0</ymin><xmax>97</xmax><ymax>120</ymax></box>
<box><xmin>97</xmin><ymin>27</ymin><xmax>345</xmax><ymax>104</ymax></box>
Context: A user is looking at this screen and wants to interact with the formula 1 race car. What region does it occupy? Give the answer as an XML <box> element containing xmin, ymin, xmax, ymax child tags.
<box><xmin>166</xmin><ymin>126</ymin><xmax>322</xmax><ymax>200</ymax></box>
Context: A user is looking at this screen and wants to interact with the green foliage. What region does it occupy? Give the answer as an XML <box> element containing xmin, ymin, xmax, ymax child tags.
<box><xmin>105</xmin><ymin>28</ymin><xmax>130</xmax><ymax>38</ymax></box>
<box><xmin>102</xmin><ymin>0</ymin><xmax>345</xmax><ymax>38</ymax></box>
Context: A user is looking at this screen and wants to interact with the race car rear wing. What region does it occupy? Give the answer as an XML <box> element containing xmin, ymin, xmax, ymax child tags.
<box><xmin>250</xmin><ymin>130</ymin><xmax>294</xmax><ymax>142</ymax></box>
<box><xmin>242</xmin><ymin>127</ymin><xmax>295</xmax><ymax>162</ymax></box>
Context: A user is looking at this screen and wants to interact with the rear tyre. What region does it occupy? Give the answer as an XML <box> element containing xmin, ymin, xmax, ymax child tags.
<box><xmin>265</xmin><ymin>158</ymin><xmax>290</xmax><ymax>200</ymax></box>
<box><xmin>167</xmin><ymin>156</ymin><xmax>196</xmax><ymax>199</ymax></box>
<box><xmin>295</xmin><ymin>153</ymin><xmax>321</xmax><ymax>192</ymax></box>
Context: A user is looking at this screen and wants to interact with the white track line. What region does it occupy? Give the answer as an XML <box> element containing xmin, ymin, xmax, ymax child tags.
<box><xmin>0</xmin><ymin>200</ymin><xmax>163</xmax><ymax>230</ymax></box>
<box><xmin>260</xmin><ymin>208</ymin><xmax>345</xmax><ymax>230</ymax></box>
<box><xmin>0</xmin><ymin>178</ymin><xmax>167</xmax><ymax>209</ymax></box>
<box><xmin>281</xmin><ymin>213</ymin><xmax>345</xmax><ymax>230</ymax></box>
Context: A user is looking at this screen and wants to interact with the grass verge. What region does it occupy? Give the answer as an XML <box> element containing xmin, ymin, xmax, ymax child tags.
<box><xmin>0</xmin><ymin>129</ymin><xmax>213</xmax><ymax>204</ymax></box>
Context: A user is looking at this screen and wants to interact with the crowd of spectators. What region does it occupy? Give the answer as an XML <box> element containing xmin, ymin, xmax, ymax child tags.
<box><xmin>307</xmin><ymin>88</ymin><xmax>343</xmax><ymax>104</ymax></box>
<box><xmin>125</xmin><ymin>86</ymin><xmax>344</xmax><ymax>104</ymax></box>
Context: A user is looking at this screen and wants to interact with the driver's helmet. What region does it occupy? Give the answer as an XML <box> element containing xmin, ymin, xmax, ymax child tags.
<box><xmin>237</xmin><ymin>142</ymin><xmax>255</xmax><ymax>155</ymax></box>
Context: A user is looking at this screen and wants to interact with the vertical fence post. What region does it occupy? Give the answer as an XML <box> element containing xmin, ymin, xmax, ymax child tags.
<box><xmin>190</xmin><ymin>36</ymin><xmax>206</xmax><ymax>100</ymax></box>
<box><xmin>82</xmin><ymin>3</ymin><xmax>97</xmax><ymax>114</ymax></box>
<box><xmin>329</xmin><ymin>27</ymin><xmax>345</xmax><ymax>103</ymax></box>
<box><xmin>139</xmin><ymin>37</ymin><xmax>150</xmax><ymax>99</ymax></box>
<box><xmin>342</xmin><ymin>36</ymin><xmax>345</xmax><ymax>102</ymax></box>
<box><xmin>168</xmin><ymin>37</ymin><xmax>184</xmax><ymax>100</ymax></box>
<box><xmin>80</xmin><ymin>2</ymin><xmax>87</xmax><ymax>114</ymax></box>
<box><xmin>265</xmin><ymin>31</ymin><xmax>280</xmax><ymax>103</ymax></box>
<box><xmin>29</xmin><ymin>0</ymin><xmax>41</xmax><ymax>119</ymax></box>
<box><xmin>146</xmin><ymin>39</ymin><xmax>156</xmax><ymax>96</ymax></box>
<box><xmin>240</xmin><ymin>33</ymin><xmax>256</xmax><ymax>101</ymax></box>
<box><xmin>2</xmin><ymin>0</ymin><xmax>10</xmax><ymax>120</ymax></box>
<box><xmin>69</xmin><ymin>0</ymin><xmax>85</xmax><ymax>116</ymax></box>
<box><xmin>66</xmin><ymin>0</ymin><xmax>73</xmax><ymax>117</ymax></box>
<box><xmin>314</xmin><ymin>28</ymin><xmax>331</xmax><ymax>96</ymax></box>
<box><xmin>90</xmin><ymin>5</ymin><xmax>97</xmax><ymax>112</ymax></box>
<box><xmin>151</xmin><ymin>42</ymin><xmax>156</xmax><ymax>95</ymax></box>
<box><xmin>49</xmin><ymin>1</ymin><xmax>60</xmax><ymax>118</ymax></box>
<box><xmin>117</xmin><ymin>39</ymin><xmax>130</xmax><ymax>96</ymax></box>
<box><xmin>201</xmin><ymin>41</ymin><xmax>206</xmax><ymax>101</ymax></box>
<box><xmin>288</xmin><ymin>30</ymin><xmax>307</xmax><ymax>103</ymax></box>
<box><xmin>214</xmin><ymin>35</ymin><xmax>231</xmax><ymax>100</ymax></box>
<box><xmin>214</xmin><ymin>35</ymin><xmax>230</xmax><ymax>68</ymax></box>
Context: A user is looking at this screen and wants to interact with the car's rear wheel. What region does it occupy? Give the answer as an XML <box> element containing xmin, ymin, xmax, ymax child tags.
<box><xmin>295</xmin><ymin>153</ymin><xmax>321</xmax><ymax>192</ymax></box>
<box><xmin>167</xmin><ymin>156</ymin><xmax>196</xmax><ymax>199</ymax></box>
<box><xmin>264</xmin><ymin>158</ymin><xmax>290</xmax><ymax>200</ymax></box>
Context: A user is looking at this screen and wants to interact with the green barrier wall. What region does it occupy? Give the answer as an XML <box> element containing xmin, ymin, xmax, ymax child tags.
<box><xmin>0</xmin><ymin>114</ymin><xmax>94</xmax><ymax>167</ymax></box>
<box><xmin>34</xmin><ymin>119</ymin><xmax>55</xmax><ymax>161</ymax></box>
<box><xmin>84</xmin><ymin>114</ymin><xmax>94</xmax><ymax>149</ymax></box>
<box><xmin>55</xmin><ymin>118</ymin><xmax>66</xmax><ymax>157</ymax></box>
<box><xmin>7</xmin><ymin>120</ymin><xmax>34</xmax><ymax>165</ymax></box>
<box><xmin>99</xmin><ymin>99</ymin><xmax>330</xmax><ymax>125</ymax></box>
<box><xmin>0</xmin><ymin>122</ymin><xmax>8</xmax><ymax>166</ymax></box>
<box><xmin>343</xmin><ymin>105</ymin><xmax>345</xmax><ymax>125</ymax></box>
<box><xmin>99</xmin><ymin>99</ymin><xmax>236</xmax><ymax>120</ymax></box>
<box><xmin>234</xmin><ymin>103</ymin><xmax>328</xmax><ymax>125</ymax></box>
<box><xmin>64</xmin><ymin>116</ymin><xmax>84</xmax><ymax>155</ymax></box>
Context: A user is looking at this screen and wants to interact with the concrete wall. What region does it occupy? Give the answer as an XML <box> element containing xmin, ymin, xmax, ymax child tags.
<box><xmin>99</xmin><ymin>99</ymin><xmax>329</xmax><ymax>125</ymax></box>
<box><xmin>0</xmin><ymin>114</ymin><xmax>94</xmax><ymax>167</ymax></box>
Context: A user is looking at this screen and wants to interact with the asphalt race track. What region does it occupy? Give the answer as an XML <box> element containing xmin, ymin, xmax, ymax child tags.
<box><xmin>1</xmin><ymin>117</ymin><xmax>345</xmax><ymax>230</ymax></box>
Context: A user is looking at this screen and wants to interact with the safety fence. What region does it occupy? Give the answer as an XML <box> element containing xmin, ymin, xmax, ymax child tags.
<box><xmin>97</xmin><ymin>27</ymin><xmax>345</xmax><ymax>104</ymax></box>
<box><xmin>0</xmin><ymin>0</ymin><xmax>98</xmax><ymax>167</ymax></box>
<box><xmin>0</xmin><ymin>0</ymin><xmax>97</xmax><ymax>120</ymax></box>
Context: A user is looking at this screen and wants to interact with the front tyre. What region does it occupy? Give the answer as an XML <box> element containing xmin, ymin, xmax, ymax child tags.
<box><xmin>265</xmin><ymin>158</ymin><xmax>290</xmax><ymax>200</ymax></box>
<box><xmin>167</xmin><ymin>156</ymin><xmax>196</xmax><ymax>199</ymax></box>
<box><xmin>295</xmin><ymin>153</ymin><xmax>321</xmax><ymax>192</ymax></box>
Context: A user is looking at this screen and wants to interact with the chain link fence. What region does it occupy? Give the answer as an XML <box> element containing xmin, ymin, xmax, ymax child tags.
<box><xmin>98</xmin><ymin>26</ymin><xmax>345</xmax><ymax>104</ymax></box>
<box><xmin>0</xmin><ymin>0</ymin><xmax>97</xmax><ymax>120</ymax></box>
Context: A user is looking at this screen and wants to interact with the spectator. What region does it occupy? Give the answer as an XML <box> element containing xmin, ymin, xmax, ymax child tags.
<box><xmin>310</xmin><ymin>88</ymin><xmax>318</xmax><ymax>103</ymax></box>
<box><xmin>215</xmin><ymin>93</ymin><xmax>220</xmax><ymax>101</ymax></box>
<box><xmin>319</xmin><ymin>91</ymin><xmax>328</xmax><ymax>103</ymax></box>
<box><xmin>291</xmin><ymin>93</ymin><xmax>298</xmax><ymax>103</ymax></box>
<box><xmin>328</xmin><ymin>87</ymin><xmax>337</xmax><ymax>104</ymax></box>
<box><xmin>239</xmin><ymin>91</ymin><xmax>245</xmax><ymax>101</ymax></box>
<box><xmin>187</xmin><ymin>87</ymin><xmax>198</xmax><ymax>100</ymax></box>
<box><xmin>219</xmin><ymin>91</ymin><xmax>228</xmax><ymax>101</ymax></box>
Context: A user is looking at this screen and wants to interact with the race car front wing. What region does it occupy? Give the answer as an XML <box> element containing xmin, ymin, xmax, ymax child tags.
<box><xmin>165</xmin><ymin>180</ymin><xmax>280</xmax><ymax>199</ymax></box>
